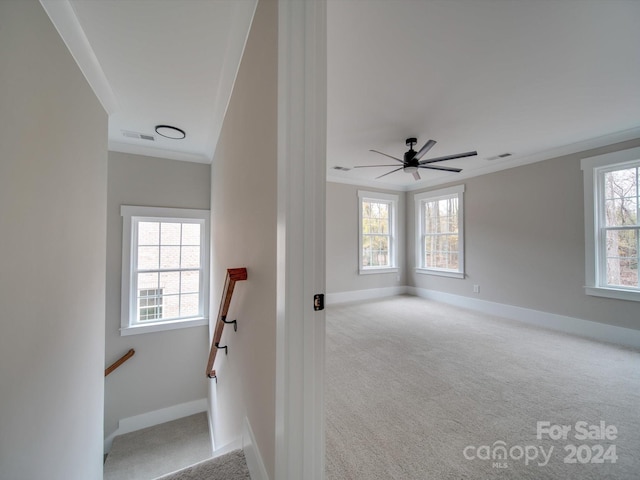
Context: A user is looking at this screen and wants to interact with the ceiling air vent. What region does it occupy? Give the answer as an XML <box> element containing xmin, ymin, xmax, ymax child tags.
<box><xmin>486</xmin><ymin>153</ymin><xmax>512</xmax><ymax>161</ymax></box>
<box><xmin>122</xmin><ymin>130</ymin><xmax>155</xmax><ymax>141</ymax></box>
<box><xmin>332</xmin><ymin>166</ymin><xmax>351</xmax><ymax>171</ymax></box>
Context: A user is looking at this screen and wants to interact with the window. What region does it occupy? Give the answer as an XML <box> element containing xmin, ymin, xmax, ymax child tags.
<box><xmin>358</xmin><ymin>191</ymin><xmax>398</xmax><ymax>274</ymax></box>
<box><xmin>139</xmin><ymin>288</ymin><xmax>163</xmax><ymax>321</ymax></box>
<box><xmin>582</xmin><ymin>147</ymin><xmax>640</xmax><ymax>302</ymax></box>
<box><xmin>415</xmin><ymin>185</ymin><xmax>465</xmax><ymax>278</ymax></box>
<box><xmin>120</xmin><ymin>206</ymin><xmax>210</xmax><ymax>335</ymax></box>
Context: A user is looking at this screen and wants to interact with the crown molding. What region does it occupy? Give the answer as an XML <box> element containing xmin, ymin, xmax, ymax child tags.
<box><xmin>40</xmin><ymin>0</ymin><xmax>118</xmax><ymax>114</ymax></box>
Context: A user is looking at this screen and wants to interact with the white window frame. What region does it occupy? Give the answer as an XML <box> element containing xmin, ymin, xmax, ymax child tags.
<box><xmin>120</xmin><ymin>205</ymin><xmax>210</xmax><ymax>335</ymax></box>
<box><xmin>358</xmin><ymin>190</ymin><xmax>399</xmax><ymax>274</ymax></box>
<box><xmin>581</xmin><ymin>147</ymin><xmax>640</xmax><ymax>302</ymax></box>
<box><xmin>415</xmin><ymin>184</ymin><xmax>465</xmax><ymax>279</ymax></box>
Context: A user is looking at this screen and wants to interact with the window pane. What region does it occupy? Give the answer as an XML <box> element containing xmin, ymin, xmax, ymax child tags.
<box><xmin>181</xmin><ymin>223</ymin><xmax>201</xmax><ymax>246</ymax></box>
<box><xmin>138</xmin><ymin>222</ymin><xmax>159</xmax><ymax>245</ymax></box>
<box><xmin>160</xmin><ymin>246</ymin><xmax>180</xmax><ymax>269</ymax></box>
<box><xmin>181</xmin><ymin>271</ymin><xmax>200</xmax><ymax>294</ymax></box>
<box><xmin>606</xmin><ymin>229</ymin><xmax>638</xmax><ymax>287</ymax></box>
<box><xmin>605</xmin><ymin>198</ymin><xmax>638</xmax><ymax>226</ymax></box>
<box><xmin>138</xmin><ymin>272</ymin><xmax>158</xmax><ymax>290</ymax></box>
<box><xmin>163</xmin><ymin>294</ymin><xmax>180</xmax><ymax>320</ymax></box>
<box><xmin>160</xmin><ymin>222</ymin><xmax>181</xmax><ymax>246</ymax></box>
<box><xmin>180</xmin><ymin>293</ymin><xmax>200</xmax><ymax>317</ymax></box>
<box><xmin>448</xmin><ymin>252</ymin><xmax>459</xmax><ymax>270</ymax></box>
<box><xmin>138</xmin><ymin>246</ymin><xmax>159</xmax><ymax>270</ymax></box>
<box><xmin>448</xmin><ymin>234</ymin><xmax>459</xmax><ymax>253</ymax></box>
<box><xmin>370</xmin><ymin>235</ymin><xmax>389</xmax><ymax>267</ymax></box>
<box><xmin>181</xmin><ymin>246</ymin><xmax>200</xmax><ymax>268</ymax></box>
<box><xmin>604</xmin><ymin>168</ymin><xmax>637</xmax><ymax>200</ymax></box>
<box><xmin>159</xmin><ymin>271</ymin><xmax>180</xmax><ymax>295</ymax></box>
<box><xmin>365</xmin><ymin>219</ymin><xmax>378</xmax><ymax>234</ymax></box>
<box><xmin>376</xmin><ymin>203</ymin><xmax>388</xmax><ymax>219</ymax></box>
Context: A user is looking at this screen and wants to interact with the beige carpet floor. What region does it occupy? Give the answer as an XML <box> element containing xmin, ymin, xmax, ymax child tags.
<box><xmin>104</xmin><ymin>412</ymin><xmax>212</xmax><ymax>480</ymax></box>
<box><xmin>326</xmin><ymin>295</ymin><xmax>640</xmax><ymax>479</ymax></box>
<box><xmin>155</xmin><ymin>450</ymin><xmax>250</xmax><ymax>480</ymax></box>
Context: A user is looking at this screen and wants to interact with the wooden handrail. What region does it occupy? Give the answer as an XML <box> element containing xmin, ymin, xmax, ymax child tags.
<box><xmin>105</xmin><ymin>349</ymin><xmax>135</xmax><ymax>377</ymax></box>
<box><xmin>206</xmin><ymin>268</ymin><xmax>248</xmax><ymax>378</ymax></box>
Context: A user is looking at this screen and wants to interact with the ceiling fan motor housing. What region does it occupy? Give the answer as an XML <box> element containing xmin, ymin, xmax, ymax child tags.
<box><xmin>404</xmin><ymin>138</ymin><xmax>419</xmax><ymax>172</ymax></box>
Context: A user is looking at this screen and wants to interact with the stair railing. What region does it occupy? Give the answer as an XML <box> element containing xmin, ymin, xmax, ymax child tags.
<box><xmin>206</xmin><ymin>267</ymin><xmax>248</xmax><ymax>379</ymax></box>
<box><xmin>105</xmin><ymin>349</ymin><xmax>135</xmax><ymax>377</ymax></box>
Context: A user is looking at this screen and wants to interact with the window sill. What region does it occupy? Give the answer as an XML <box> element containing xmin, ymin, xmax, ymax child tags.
<box><xmin>415</xmin><ymin>268</ymin><xmax>464</xmax><ymax>279</ymax></box>
<box><xmin>120</xmin><ymin>317</ymin><xmax>208</xmax><ymax>336</ymax></box>
<box><xmin>359</xmin><ymin>267</ymin><xmax>399</xmax><ymax>275</ymax></box>
<box><xmin>584</xmin><ymin>286</ymin><xmax>640</xmax><ymax>303</ymax></box>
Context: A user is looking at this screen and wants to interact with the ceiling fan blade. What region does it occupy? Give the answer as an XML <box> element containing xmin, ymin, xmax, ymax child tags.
<box><xmin>353</xmin><ymin>164</ymin><xmax>401</xmax><ymax>168</ymax></box>
<box><xmin>414</xmin><ymin>139</ymin><xmax>437</xmax><ymax>161</ymax></box>
<box><xmin>419</xmin><ymin>165</ymin><xmax>463</xmax><ymax>173</ymax></box>
<box><xmin>413</xmin><ymin>171</ymin><xmax>421</xmax><ymax>181</ymax></box>
<box><xmin>419</xmin><ymin>150</ymin><xmax>478</xmax><ymax>164</ymax></box>
<box><xmin>375</xmin><ymin>167</ymin><xmax>404</xmax><ymax>179</ymax></box>
<box><xmin>369</xmin><ymin>150</ymin><xmax>404</xmax><ymax>163</ymax></box>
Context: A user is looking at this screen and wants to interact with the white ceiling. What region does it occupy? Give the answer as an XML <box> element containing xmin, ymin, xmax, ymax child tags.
<box><xmin>42</xmin><ymin>0</ymin><xmax>640</xmax><ymax>189</ymax></box>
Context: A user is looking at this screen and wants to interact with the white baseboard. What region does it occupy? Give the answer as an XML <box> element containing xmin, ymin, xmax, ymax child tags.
<box><xmin>243</xmin><ymin>416</ymin><xmax>269</xmax><ymax>480</ymax></box>
<box><xmin>213</xmin><ymin>437</ymin><xmax>242</xmax><ymax>458</ymax></box>
<box><xmin>104</xmin><ymin>398</ymin><xmax>209</xmax><ymax>453</ymax></box>
<box><xmin>326</xmin><ymin>285</ymin><xmax>408</xmax><ymax>305</ymax></box>
<box><xmin>408</xmin><ymin>287</ymin><xmax>640</xmax><ymax>350</ymax></box>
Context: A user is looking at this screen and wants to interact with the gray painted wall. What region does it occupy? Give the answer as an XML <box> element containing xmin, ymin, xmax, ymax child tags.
<box><xmin>407</xmin><ymin>139</ymin><xmax>640</xmax><ymax>331</ymax></box>
<box><xmin>326</xmin><ymin>182</ymin><xmax>406</xmax><ymax>293</ymax></box>
<box><xmin>104</xmin><ymin>152</ymin><xmax>211</xmax><ymax>438</ymax></box>
<box><xmin>209</xmin><ymin>0</ymin><xmax>277</xmax><ymax>477</ymax></box>
<box><xmin>0</xmin><ymin>1</ymin><xmax>108</xmax><ymax>478</ymax></box>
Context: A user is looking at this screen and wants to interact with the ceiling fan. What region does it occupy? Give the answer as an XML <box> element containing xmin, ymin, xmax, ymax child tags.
<box><xmin>354</xmin><ymin>138</ymin><xmax>477</xmax><ymax>181</ymax></box>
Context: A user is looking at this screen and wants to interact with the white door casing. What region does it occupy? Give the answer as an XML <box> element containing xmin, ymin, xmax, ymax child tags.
<box><xmin>276</xmin><ymin>0</ymin><xmax>327</xmax><ymax>479</ymax></box>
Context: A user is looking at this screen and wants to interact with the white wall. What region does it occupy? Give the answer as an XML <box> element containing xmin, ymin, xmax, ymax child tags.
<box><xmin>407</xmin><ymin>139</ymin><xmax>640</xmax><ymax>331</ymax></box>
<box><xmin>104</xmin><ymin>152</ymin><xmax>211</xmax><ymax>438</ymax></box>
<box><xmin>326</xmin><ymin>182</ymin><xmax>406</xmax><ymax>294</ymax></box>
<box><xmin>0</xmin><ymin>1</ymin><xmax>108</xmax><ymax>478</ymax></box>
<box><xmin>209</xmin><ymin>0</ymin><xmax>277</xmax><ymax>477</ymax></box>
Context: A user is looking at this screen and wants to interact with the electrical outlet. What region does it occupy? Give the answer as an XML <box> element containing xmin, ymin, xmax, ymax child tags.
<box><xmin>473</xmin><ymin>284</ymin><xmax>480</xmax><ymax>294</ymax></box>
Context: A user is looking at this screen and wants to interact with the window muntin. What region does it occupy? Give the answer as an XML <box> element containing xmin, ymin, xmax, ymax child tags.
<box><xmin>415</xmin><ymin>185</ymin><xmax>465</xmax><ymax>278</ymax></box>
<box><xmin>582</xmin><ymin>147</ymin><xmax>640</xmax><ymax>302</ymax></box>
<box><xmin>121</xmin><ymin>206</ymin><xmax>210</xmax><ymax>335</ymax></box>
<box><xmin>358</xmin><ymin>191</ymin><xmax>398</xmax><ymax>273</ymax></box>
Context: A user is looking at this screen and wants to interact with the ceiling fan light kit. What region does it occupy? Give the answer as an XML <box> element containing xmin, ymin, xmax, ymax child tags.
<box><xmin>354</xmin><ymin>137</ymin><xmax>478</xmax><ymax>181</ymax></box>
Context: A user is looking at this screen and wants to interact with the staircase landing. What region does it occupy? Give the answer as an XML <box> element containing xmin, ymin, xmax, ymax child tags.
<box><xmin>104</xmin><ymin>412</ymin><xmax>212</xmax><ymax>480</ymax></box>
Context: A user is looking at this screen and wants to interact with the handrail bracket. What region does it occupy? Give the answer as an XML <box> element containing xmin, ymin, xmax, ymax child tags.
<box><xmin>221</xmin><ymin>316</ymin><xmax>238</xmax><ymax>332</ymax></box>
